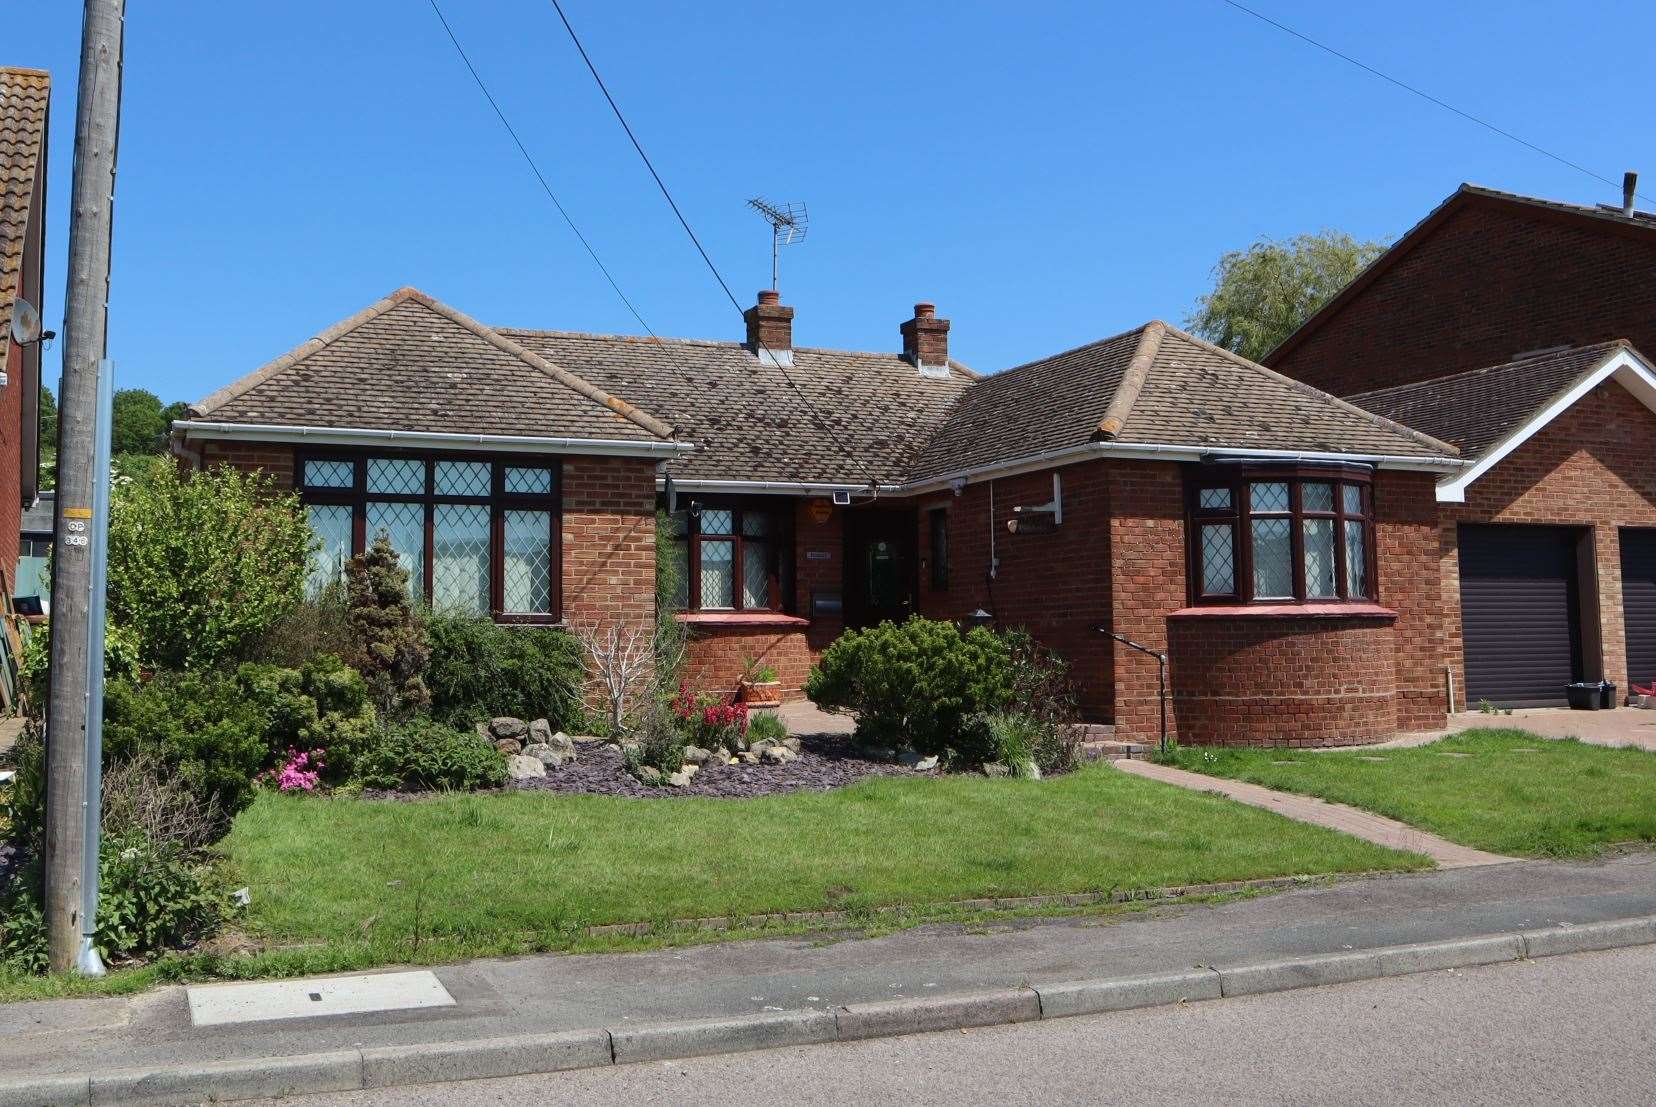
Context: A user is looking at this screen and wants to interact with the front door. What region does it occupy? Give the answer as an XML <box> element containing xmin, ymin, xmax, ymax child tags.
<box><xmin>844</xmin><ymin>508</ymin><xmax>917</xmax><ymax>629</ymax></box>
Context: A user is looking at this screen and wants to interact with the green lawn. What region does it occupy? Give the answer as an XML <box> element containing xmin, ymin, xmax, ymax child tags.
<box><xmin>1166</xmin><ymin>729</ymin><xmax>1656</xmax><ymax>859</ymax></box>
<box><xmin>220</xmin><ymin>764</ymin><xmax>1422</xmax><ymax>964</ymax></box>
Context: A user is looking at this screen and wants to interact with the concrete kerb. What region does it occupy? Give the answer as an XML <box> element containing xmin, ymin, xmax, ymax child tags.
<box><xmin>1</xmin><ymin>916</ymin><xmax>1650</xmax><ymax>1106</ymax></box>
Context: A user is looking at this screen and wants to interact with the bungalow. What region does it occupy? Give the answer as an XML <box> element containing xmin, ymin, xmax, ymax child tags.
<box><xmin>1266</xmin><ymin>178</ymin><xmax>1656</xmax><ymax>707</ymax></box>
<box><xmin>175</xmin><ymin>286</ymin><xmax>1464</xmax><ymax>746</ymax></box>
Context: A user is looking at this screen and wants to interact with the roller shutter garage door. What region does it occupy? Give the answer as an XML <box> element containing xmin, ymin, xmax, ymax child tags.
<box><xmin>1457</xmin><ymin>525</ymin><xmax>1583</xmax><ymax>707</ymax></box>
<box><xmin>1620</xmin><ymin>529</ymin><xmax>1656</xmax><ymax>692</ymax></box>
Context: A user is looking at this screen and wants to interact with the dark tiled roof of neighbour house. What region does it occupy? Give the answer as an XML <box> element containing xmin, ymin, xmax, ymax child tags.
<box><xmin>499</xmin><ymin>328</ymin><xmax>978</xmax><ymax>486</ymax></box>
<box><xmin>1347</xmin><ymin>341</ymin><xmax>1631</xmax><ymax>462</ymax></box>
<box><xmin>0</xmin><ymin>68</ymin><xmax>50</xmax><ymax>323</ymax></box>
<box><xmin>191</xmin><ymin>289</ymin><xmax>676</xmax><ymax>444</ymax></box>
<box><xmin>910</xmin><ymin>321</ymin><xmax>1458</xmax><ymax>480</ymax></box>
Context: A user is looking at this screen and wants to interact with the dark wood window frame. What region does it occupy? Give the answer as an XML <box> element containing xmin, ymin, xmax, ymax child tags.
<box><xmin>669</xmin><ymin>498</ymin><xmax>793</xmax><ymax>613</ymax></box>
<box><xmin>1185</xmin><ymin>462</ymin><xmax>1377</xmax><ymax>606</ymax></box>
<box><xmin>296</xmin><ymin>448</ymin><xmax>563</xmax><ymax>624</ymax></box>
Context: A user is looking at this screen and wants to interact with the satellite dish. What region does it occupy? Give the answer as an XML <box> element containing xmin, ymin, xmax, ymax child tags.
<box><xmin>10</xmin><ymin>297</ymin><xmax>41</xmax><ymax>345</ymax></box>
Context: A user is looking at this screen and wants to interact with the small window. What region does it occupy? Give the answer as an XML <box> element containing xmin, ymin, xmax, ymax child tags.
<box><xmin>304</xmin><ymin>459</ymin><xmax>354</xmax><ymax>489</ymax></box>
<box><xmin>367</xmin><ymin>458</ymin><xmax>424</xmax><ymax>496</ymax></box>
<box><xmin>668</xmin><ymin>502</ymin><xmax>789</xmax><ymax>613</ymax></box>
<box><xmin>928</xmin><ymin>508</ymin><xmax>950</xmax><ymax>590</ymax></box>
<box><xmin>504</xmin><ymin>467</ymin><xmax>553</xmax><ymax>495</ymax></box>
<box><xmin>434</xmin><ymin>460</ymin><xmax>491</xmax><ymax>498</ymax></box>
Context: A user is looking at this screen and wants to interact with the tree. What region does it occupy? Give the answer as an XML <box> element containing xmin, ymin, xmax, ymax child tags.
<box><xmin>111</xmin><ymin>388</ymin><xmax>171</xmax><ymax>455</ymax></box>
<box><xmin>345</xmin><ymin>537</ymin><xmax>430</xmax><ymax>720</ymax></box>
<box><xmin>1186</xmin><ymin>231</ymin><xmax>1386</xmax><ymax>362</ymax></box>
<box><xmin>38</xmin><ymin>383</ymin><xmax>57</xmax><ymax>443</ymax></box>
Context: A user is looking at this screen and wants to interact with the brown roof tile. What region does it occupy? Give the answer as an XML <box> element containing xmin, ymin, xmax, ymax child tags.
<box><xmin>1346</xmin><ymin>341</ymin><xmax>1628</xmax><ymax>462</ymax></box>
<box><xmin>192</xmin><ymin>289</ymin><xmax>674</xmax><ymax>443</ymax></box>
<box><xmin>0</xmin><ymin>68</ymin><xmax>49</xmax><ymax>323</ymax></box>
<box><xmin>911</xmin><ymin>322</ymin><xmax>1457</xmax><ymax>480</ymax></box>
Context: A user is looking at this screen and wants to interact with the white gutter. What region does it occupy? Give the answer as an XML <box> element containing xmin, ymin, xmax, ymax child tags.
<box><xmin>173</xmin><ymin>420</ymin><xmax>696</xmax><ymax>458</ymax></box>
<box><xmin>657</xmin><ymin>477</ymin><xmax>905</xmax><ymax>496</ymax></box>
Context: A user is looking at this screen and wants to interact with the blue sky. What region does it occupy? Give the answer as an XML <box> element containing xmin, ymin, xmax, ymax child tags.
<box><xmin>13</xmin><ymin>1</ymin><xmax>1654</xmax><ymax>404</ymax></box>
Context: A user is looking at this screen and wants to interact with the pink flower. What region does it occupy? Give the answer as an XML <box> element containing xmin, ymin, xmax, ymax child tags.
<box><xmin>270</xmin><ymin>747</ymin><xmax>326</xmax><ymax>793</ymax></box>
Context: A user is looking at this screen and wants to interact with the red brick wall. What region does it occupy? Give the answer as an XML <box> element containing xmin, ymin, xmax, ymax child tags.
<box><xmin>1270</xmin><ymin>199</ymin><xmax>1656</xmax><ymax>396</ymax></box>
<box><xmin>794</xmin><ymin>498</ymin><xmax>845</xmax><ymax>656</ymax></box>
<box><xmin>1168</xmin><ymin>616</ymin><xmax>1399</xmax><ymax>746</ymax></box>
<box><xmin>915</xmin><ymin>461</ymin><xmax>1115</xmax><ymax>719</ymax></box>
<box><xmin>195</xmin><ymin>439</ymin><xmax>296</xmax><ymax>488</ymax></box>
<box><xmin>1441</xmin><ymin>381</ymin><xmax>1656</xmax><ymax>698</ymax></box>
<box><xmin>1373</xmin><ymin>470</ymin><xmax>1448</xmax><ymax>730</ymax></box>
<box><xmin>681</xmin><ymin>625</ymin><xmax>815</xmax><ymax>700</ymax></box>
<box><xmin>559</xmin><ymin>455</ymin><xmax>656</xmax><ymax>634</ymax></box>
<box><xmin>1105</xmin><ymin>461</ymin><xmax>1188</xmax><ymax>735</ymax></box>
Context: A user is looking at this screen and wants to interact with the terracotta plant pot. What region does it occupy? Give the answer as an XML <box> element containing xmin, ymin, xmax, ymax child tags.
<box><xmin>743</xmin><ymin>680</ymin><xmax>783</xmax><ymax>708</ymax></box>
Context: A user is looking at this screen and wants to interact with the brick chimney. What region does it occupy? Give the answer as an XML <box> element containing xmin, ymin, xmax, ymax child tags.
<box><xmin>744</xmin><ymin>289</ymin><xmax>794</xmax><ymax>365</ymax></box>
<box><xmin>901</xmin><ymin>302</ymin><xmax>950</xmax><ymax>373</ymax></box>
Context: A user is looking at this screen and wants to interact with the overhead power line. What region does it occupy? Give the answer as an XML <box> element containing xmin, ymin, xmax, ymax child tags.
<box><xmin>543</xmin><ymin>0</ymin><xmax>887</xmax><ymax>494</ymax></box>
<box><xmin>1218</xmin><ymin>0</ymin><xmax>1651</xmax><ymax>205</ymax></box>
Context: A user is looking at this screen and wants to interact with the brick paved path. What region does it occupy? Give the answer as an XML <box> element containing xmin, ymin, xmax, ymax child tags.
<box><xmin>1114</xmin><ymin>759</ymin><xmax>1518</xmax><ymax>869</ymax></box>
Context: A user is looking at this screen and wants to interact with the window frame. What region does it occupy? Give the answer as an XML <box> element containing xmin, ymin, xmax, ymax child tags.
<box><xmin>1184</xmin><ymin>463</ymin><xmax>1376</xmax><ymax>606</ymax></box>
<box><xmin>295</xmin><ymin>448</ymin><xmax>563</xmax><ymax>624</ymax></box>
<box><xmin>669</xmin><ymin>498</ymin><xmax>792</xmax><ymax>614</ymax></box>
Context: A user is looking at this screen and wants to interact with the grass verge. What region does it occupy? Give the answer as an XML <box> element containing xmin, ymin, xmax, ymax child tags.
<box><xmin>1165</xmin><ymin>728</ymin><xmax>1656</xmax><ymax>858</ymax></box>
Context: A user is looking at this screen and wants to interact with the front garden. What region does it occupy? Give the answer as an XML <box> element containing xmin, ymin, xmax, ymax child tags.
<box><xmin>0</xmin><ymin>465</ymin><xmax>1432</xmax><ymax>1000</ymax></box>
<box><xmin>1164</xmin><ymin>729</ymin><xmax>1656</xmax><ymax>858</ymax></box>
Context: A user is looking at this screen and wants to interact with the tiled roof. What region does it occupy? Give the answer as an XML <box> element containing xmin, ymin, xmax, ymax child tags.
<box><xmin>500</xmin><ymin>328</ymin><xmax>976</xmax><ymax>486</ymax></box>
<box><xmin>1346</xmin><ymin>341</ymin><xmax>1627</xmax><ymax>462</ymax></box>
<box><xmin>0</xmin><ymin>68</ymin><xmax>49</xmax><ymax>324</ymax></box>
<box><xmin>911</xmin><ymin>322</ymin><xmax>1457</xmax><ymax>480</ymax></box>
<box><xmin>191</xmin><ymin>288</ymin><xmax>675</xmax><ymax>443</ymax></box>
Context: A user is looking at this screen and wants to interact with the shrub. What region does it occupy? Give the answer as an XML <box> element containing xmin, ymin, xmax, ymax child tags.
<box><xmin>1</xmin><ymin>831</ymin><xmax>225</xmax><ymax>971</ymax></box>
<box><xmin>424</xmin><ymin>614</ymin><xmax>586</xmax><ymax>731</ymax></box>
<box><xmin>246</xmin><ymin>582</ymin><xmax>356</xmax><ymax>669</ymax></box>
<box><xmin>100</xmin><ymin>749</ymin><xmax>225</xmax><ymax>851</ymax></box>
<box><xmin>654</xmin><ymin>511</ymin><xmax>690</xmax><ymax>692</ymax></box>
<box><xmin>107</xmin><ymin>463</ymin><xmax>313</xmax><ymax>670</ymax></box>
<box><xmin>237</xmin><ymin>654</ymin><xmax>378</xmax><ymax>780</ymax></box>
<box><xmin>805</xmin><ymin>618</ymin><xmax>1013</xmax><ymax>756</ymax></box>
<box><xmin>957</xmin><ymin>712</ymin><xmax>1045</xmax><ymax>776</ymax></box>
<box><xmin>102</xmin><ymin>671</ymin><xmax>269</xmax><ymax>832</ymax></box>
<box><xmin>625</xmin><ymin>702</ymin><xmax>686</xmax><ymax>778</ymax></box>
<box><xmin>2</xmin><ymin>725</ymin><xmax>46</xmax><ymax>852</ymax></box>
<box><xmin>350</xmin><ymin>719</ymin><xmax>507</xmax><ymax>793</ymax></box>
<box><xmin>346</xmin><ymin>537</ymin><xmax>430</xmax><ymax>720</ymax></box>
<box><xmin>18</xmin><ymin>618</ymin><xmax>143</xmax><ymax>718</ymax></box>
<box><xmin>746</xmin><ymin>712</ymin><xmax>788</xmax><ymax>745</ymax></box>
<box><xmin>670</xmin><ymin>685</ymin><xmax>749</xmax><ymax>752</ymax></box>
<box><xmin>1001</xmin><ymin>629</ymin><xmax>1084</xmax><ymax>775</ymax></box>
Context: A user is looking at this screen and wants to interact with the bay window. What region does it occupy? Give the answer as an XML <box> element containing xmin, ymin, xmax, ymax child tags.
<box><xmin>1188</xmin><ymin>465</ymin><xmax>1375</xmax><ymax>605</ymax></box>
<box><xmin>298</xmin><ymin>452</ymin><xmax>561</xmax><ymax>622</ymax></box>
<box><xmin>666</xmin><ymin>501</ymin><xmax>789</xmax><ymax>612</ymax></box>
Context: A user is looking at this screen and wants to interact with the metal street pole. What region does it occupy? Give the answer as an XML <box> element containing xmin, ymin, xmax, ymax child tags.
<box><xmin>45</xmin><ymin>0</ymin><xmax>126</xmax><ymax>974</ymax></box>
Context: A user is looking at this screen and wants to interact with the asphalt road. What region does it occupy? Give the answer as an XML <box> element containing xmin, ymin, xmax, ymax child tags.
<box><xmin>258</xmin><ymin>944</ymin><xmax>1656</xmax><ymax>1106</ymax></box>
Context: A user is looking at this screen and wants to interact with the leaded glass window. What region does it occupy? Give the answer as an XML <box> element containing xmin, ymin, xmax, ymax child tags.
<box><xmin>306</xmin><ymin>503</ymin><xmax>352</xmax><ymax>596</ymax></box>
<box><xmin>366</xmin><ymin>500</ymin><xmax>426</xmax><ymax>597</ymax></box>
<box><xmin>503</xmin><ymin>510</ymin><xmax>553</xmax><ymax>613</ymax></box>
<box><xmin>667</xmin><ymin>503</ymin><xmax>788</xmax><ymax>613</ymax></box>
<box><xmin>432</xmin><ymin>504</ymin><xmax>490</xmax><ymax>613</ymax></box>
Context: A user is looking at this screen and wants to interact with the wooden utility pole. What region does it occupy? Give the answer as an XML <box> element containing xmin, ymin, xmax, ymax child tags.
<box><xmin>45</xmin><ymin>0</ymin><xmax>126</xmax><ymax>974</ymax></box>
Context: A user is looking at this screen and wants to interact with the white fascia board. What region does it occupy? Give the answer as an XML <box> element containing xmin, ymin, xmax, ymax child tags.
<box><xmin>655</xmin><ymin>477</ymin><xmax>904</xmax><ymax>496</ymax></box>
<box><xmin>1435</xmin><ymin>348</ymin><xmax>1656</xmax><ymax>503</ymax></box>
<box><xmin>173</xmin><ymin>420</ymin><xmax>695</xmax><ymax>459</ymax></box>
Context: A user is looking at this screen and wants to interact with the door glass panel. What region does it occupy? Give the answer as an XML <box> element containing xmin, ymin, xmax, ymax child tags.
<box><xmin>699</xmin><ymin>539</ymin><xmax>735</xmax><ymax>608</ymax></box>
<box><xmin>432</xmin><ymin>504</ymin><xmax>491</xmax><ymax>614</ymax></box>
<box><xmin>366</xmin><ymin>501</ymin><xmax>426</xmax><ymax>600</ymax></box>
<box><xmin>502</xmin><ymin>510</ymin><xmax>552</xmax><ymax>613</ymax></box>
<box><xmin>866</xmin><ymin>539</ymin><xmax>900</xmax><ymax>609</ymax></box>
<box><xmin>306</xmin><ymin>503</ymin><xmax>353</xmax><ymax>597</ymax></box>
<box><xmin>1252</xmin><ymin>517</ymin><xmax>1293</xmax><ymax>599</ymax></box>
<box><xmin>1304</xmin><ymin>517</ymin><xmax>1337</xmax><ymax>598</ymax></box>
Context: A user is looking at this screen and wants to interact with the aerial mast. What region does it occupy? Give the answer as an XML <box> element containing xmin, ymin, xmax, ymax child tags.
<box><xmin>746</xmin><ymin>197</ymin><xmax>808</xmax><ymax>294</ymax></box>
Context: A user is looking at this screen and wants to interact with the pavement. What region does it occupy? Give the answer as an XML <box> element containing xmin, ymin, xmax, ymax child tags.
<box><xmin>250</xmin><ymin>942</ymin><xmax>1656</xmax><ymax>1106</ymax></box>
<box><xmin>2</xmin><ymin>853</ymin><xmax>1653</xmax><ymax>1103</ymax></box>
<box><xmin>1113</xmin><ymin>759</ymin><xmax>1517</xmax><ymax>868</ymax></box>
<box><xmin>1442</xmin><ymin>705</ymin><xmax>1656</xmax><ymax>750</ymax></box>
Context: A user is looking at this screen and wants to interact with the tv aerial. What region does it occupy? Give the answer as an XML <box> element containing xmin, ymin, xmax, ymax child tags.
<box><xmin>747</xmin><ymin>197</ymin><xmax>808</xmax><ymax>293</ymax></box>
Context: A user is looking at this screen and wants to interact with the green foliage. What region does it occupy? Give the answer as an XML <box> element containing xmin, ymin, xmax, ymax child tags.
<box><xmin>246</xmin><ymin>583</ymin><xmax>357</xmax><ymax>669</ymax></box>
<box><xmin>956</xmin><ymin>712</ymin><xmax>1047</xmax><ymax>775</ymax></box>
<box><xmin>746</xmin><ymin>712</ymin><xmax>788</xmax><ymax>745</ymax></box>
<box><xmin>805</xmin><ymin>617</ymin><xmax>1014</xmax><ymax>757</ymax></box>
<box><xmin>237</xmin><ymin>655</ymin><xmax>378</xmax><ymax>781</ymax></box>
<box><xmin>625</xmin><ymin>702</ymin><xmax>686</xmax><ymax>777</ymax></box>
<box><xmin>1001</xmin><ymin>628</ymin><xmax>1083</xmax><ymax>775</ymax></box>
<box><xmin>653</xmin><ymin>511</ymin><xmax>690</xmax><ymax>691</ymax></box>
<box><xmin>2</xmin><ymin>726</ymin><xmax>46</xmax><ymax>853</ymax></box>
<box><xmin>109</xmin><ymin>388</ymin><xmax>188</xmax><ymax>456</ymax></box>
<box><xmin>1186</xmin><ymin>230</ymin><xmax>1387</xmax><ymax>361</ymax></box>
<box><xmin>346</xmin><ymin>537</ymin><xmax>430</xmax><ymax>720</ymax></box>
<box><xmin>37</xmin><ymin>382</ymin><xmax>56</xmax><ymax>443</ymax></box>
<box><xmin>1</xmin><ymin>833</ymin><xmax>225</xmax><ymax>972</ymax></box>
<box><xmin>107</xmin><ymin>463</ymin><xmax>313</xmax><ymax>670</ymax></box>
<box><xmin>424</xmin><ymin>613</ymin><xmax>585</xmax><ymax>731</ymax></box>
<box><xmin>19</xmin><ymin>618</ymin><xmax>143</xmax><ymax>716</ymax></box>
<box><xmin>350</xmin><ymin>719</ymin><xmax>507</xmax><ymax>793</ymax></box>
<box><xmin>103</xmin><ymin>672</ymin><xmax>269</xmax><ymax>832</ymax></box>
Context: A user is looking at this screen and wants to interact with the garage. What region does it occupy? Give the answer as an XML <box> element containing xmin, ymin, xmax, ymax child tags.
<box><xmin>1620</xmin><ymin>529</ymin><xmax>1656</xmax><ymax>692</ymax></box>
<box><xmin>1457</xmin><ymin>525</ymin><xmax>1584</xmax><ymax>707</ymax></box>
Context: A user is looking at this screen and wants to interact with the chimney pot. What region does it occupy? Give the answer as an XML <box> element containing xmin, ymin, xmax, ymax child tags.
<box><xmin>901</xmin><ymin>301</ymin><xmax>950</xmax><ymax>372</ymax></box>
<box><xmin>1624</xmin><ymin>171</ymin><xmax>1639</xmax><ymax>218</ymax></box>
<box><xmin>757</xmin><ymin>288</ymin><xmax>781</xmax><ymax>306</ymax></box>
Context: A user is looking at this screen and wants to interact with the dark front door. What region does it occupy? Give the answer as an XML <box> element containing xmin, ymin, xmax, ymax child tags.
<box><xmin>1457</xmin><ymin>524</ymin><xmax>1584</xmax><ymax>707</ymax></box>
<box><xmin>1619</xmin><ymin>529</ymin><xmax>1656</xmax><ymax>691</ymax></box>
<box><xmin>844</xmin><ymin>508</ymin><xmax>917</xmax><ymax>629</ymax></box>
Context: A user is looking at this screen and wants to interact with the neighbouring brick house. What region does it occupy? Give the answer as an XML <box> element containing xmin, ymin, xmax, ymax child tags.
<box><xmin>178</xmin><ymin>286</ymin><xmax>1466</xmax><ymax>746</ymax></box>
<box><xmin>1266</xmin><ymin>179</ymin><xmax>1656</xmax><ymax>707</ymax></box>
<box><xmin>0</xmin><ymin>68</ymin><xmax>50</xmax><ymax>600</ymax></box>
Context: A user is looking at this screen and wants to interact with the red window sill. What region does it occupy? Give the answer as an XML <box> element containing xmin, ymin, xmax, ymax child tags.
<box><xmin>675</xmin><ymin>611</ymin><xmax>811</xmax><ymax>627</ymax></box>
<box><xmin>1169</xmin><ymin>602</ymin><xmax>1397</xmax><ymax>619</ymax></box>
